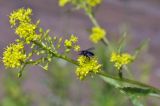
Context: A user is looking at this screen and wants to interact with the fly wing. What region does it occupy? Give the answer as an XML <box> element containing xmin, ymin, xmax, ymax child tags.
<box><xmin>79</xmin><ymin>47</ymin><xmax>95</xmax><ymax>55</ymax></box>
<box><xmin>79</xmin><ymin>47</ymin><xmax>94</xmax><ymax>52</ymax></box>
<box><xmin>86</xmin><ymin>47</ymin><xmax>95</xmax><ymax>51</ymax></box>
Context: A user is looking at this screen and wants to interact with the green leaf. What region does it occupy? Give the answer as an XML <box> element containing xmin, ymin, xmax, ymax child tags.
<box><xmin>99</xmin><ymin>73</ymin><xmax>160</xmax><ymax>98</ymax></box>
<box><xmin>134</xmin><ymin>39</ymin><xmax>149</xmax><ymax>58</ymax></box>
<box><xmin>129</xmin><ymin>95</ymin><xmax>144</xmax><ymax>106</ymax></box>
<box><xmin>100</xmin><ymin>75</ymin><xmax>121</xmax><ymax>88</ymax></box>
<box><xmin>119</xmin><ymin>87</ymin><xmax>154</xmax><ymax>96</ymax></box>
<box><xmin>118</xmin><ymin>32</ymin><xmax>127</xmax><ymax>53</ymax></box>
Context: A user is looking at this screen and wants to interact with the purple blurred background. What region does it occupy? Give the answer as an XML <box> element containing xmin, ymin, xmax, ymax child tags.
<box><xmin>0</xmin><ymin>0</ymin><xmax>160</xmax><ymax>105</ymax></box>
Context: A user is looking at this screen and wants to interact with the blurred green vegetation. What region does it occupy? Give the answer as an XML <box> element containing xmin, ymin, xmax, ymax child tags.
<box><xmin>0</xmin><ymin>71</ymin><xmax>31</xmax><ymax>106</ymax></box>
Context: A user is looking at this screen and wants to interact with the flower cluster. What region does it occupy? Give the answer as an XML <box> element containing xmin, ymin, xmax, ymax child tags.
<box><xmin>58</xmin><ymin>0</ymin><xmax>102</xmax><ymax>7</ymax></box>
<box><xmin>86</xmin><ymin>0</ymin><xmax>102</xmax><ymax>7</ymax></box>
<box><xmin>64</xmin><ymin>35</ymin><xmax>80</xmax><ymax>52</ymax></box>
<box><xmin>110</xmin><ymin>52</ymin><xmax>134</xmax><ymax>70</ymax></box>
<box><xmin>76</xmin><ymin>56</ymin><xmax>102</xmax><ymax>80</ymax></box>
<box><xmin>2</xmin><ymin>8</ymin><xmax>41</xmax><ymax>69</ymax></box>
<box><xmin>3</xmin><ymin>43</ymin><xmax>26</xmax><ymax>68</ymax></box>
<box><xmin>9</xmin><ymin>8</ymin><xmax>32</xmax><ymax>27</ymax></box>
<box><xmin>9</xmin><ymin>8</ymin><xmax>40</xmax><ymax>44</ymax></box>
<box><xmin>15</xmin><ymin>22</ymin><xmax>40</xmax><ymax>43</ymax></box>
<box><xmin>89</xmin><ymin>26</ymin><xmax>106</xmax><ymax>43</ymax></box>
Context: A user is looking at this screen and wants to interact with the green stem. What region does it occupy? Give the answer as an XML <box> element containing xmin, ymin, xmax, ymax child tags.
<box><xmin>33</xmin><ymin>41</ymin><xmax>79</xmax><ymax>65</ymax></box>
<box><xmin>86</xmin><ymin>11</ymin><xmax>99</xmax><ymax>27</ymax></box>
<box><xmin>18</xmin><ymin>63</ymin><xmax>27</xmax><ymax>78</ymax></box>
<box><xmin>55</xmin><ymin>54</ymin><xmax>79</xmax><ymax>65</ymax></box>
<box><xmin>33</xmin><ymin>41</ymin><xmax>160</xmax><ymax>95</ymax></box>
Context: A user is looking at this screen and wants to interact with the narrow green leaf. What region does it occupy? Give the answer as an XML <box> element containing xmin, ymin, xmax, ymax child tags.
<box><xmin>100</xmin><ymin>75</ymin><xmax>121</xmax><ymax>88</ymax></box>
<box><xmin>118</xmin><ymin>32</ymin><xmax>127</xmax><ymax>53</ymax></box>
<box><xmin>99</xmin><ymin>73</ymin><xmax>160</xmax><ymax>98</ymax></box>
<box><xmin>134</xmin><ymin>39</ymin><xmax>149</xmax><ymax>58</ymax></box>
<box><xmin>119</xmin><ymin>87</ymin><xmax>154</xmax><ymax>96</ymax></box>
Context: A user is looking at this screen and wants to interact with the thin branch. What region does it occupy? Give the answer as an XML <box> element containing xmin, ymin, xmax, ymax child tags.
<box><xmin>33</xmin><ymin>37</ymin><xmax>160</xmax><ymax>96</ymax></box>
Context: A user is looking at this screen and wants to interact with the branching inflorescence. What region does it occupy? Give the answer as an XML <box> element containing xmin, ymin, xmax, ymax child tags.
<box><xmin>2</xmin><ymin>1</ymin><xmax>160</xmax><ymax>105</ymax></box>
<box><xmin>3</xmin><ymin>8</ymin><xmax>102</xmax><ymax>80</ymax></box>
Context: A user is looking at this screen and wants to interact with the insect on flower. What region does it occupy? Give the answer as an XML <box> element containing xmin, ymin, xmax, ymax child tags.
<box><xmin>79</xmin><ymin>47</ymin><xmax>94</xmax><ymax>59</ymax></box>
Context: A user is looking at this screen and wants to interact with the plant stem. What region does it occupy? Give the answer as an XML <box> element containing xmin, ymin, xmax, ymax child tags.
<box><xmin>33</xmin><ymin>41</ymin><xmax>79</xmax><ymax>65</ymax></box>
<box><xmin>55</xmin><ymin>54</ymin><xmax>79</xmax><ymax>65</ymax></box>
<box><xmin>33</xmin><ymin>41</ymin><xmax>160</xmax><ymax>95</ymax></box>
<box><xmin>87</xmin><ymin>11</ymin><xmax>99</xmax><ymax>27</ymax></box>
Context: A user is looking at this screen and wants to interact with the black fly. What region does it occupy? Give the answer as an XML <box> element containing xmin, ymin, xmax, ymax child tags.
<box><xmin>79</xmin><ymin>47</ymin><xmax>94</xmax><ymax>59</ymax></box>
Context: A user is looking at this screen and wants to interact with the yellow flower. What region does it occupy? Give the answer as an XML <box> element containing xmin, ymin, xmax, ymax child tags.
<box><xmin>89</xmin><ymin>26</ymin><xmax>106</xmax><ymax>43</ymax></box>
<box><xmin>76</xmin><ymin>56</ymin><xmax>102</xmax><ymax>80</ymax></box>
<box><xmin>59</xmin><ymin>0</ymin><xmax>70</xmax><ymax>7</ymax></box>
<box><xmin>86</xmin><ymin>0</ymin><xmax>102</xmax><ymax>7</ymax></box>
<box><xmin>9</xmin><ymin>8</ymin><xmax>41</xmax><ymax>44</ymax></box>
<box><xmin>3</xmin><ymin>43</ymin><xmax>27</xmax><ymax>68</ymax></box>
<box><xmin>110</xmin><ymin>52</ymin><xmax>134</xmax><ymax>70</ymax></box>
<box><xmin>64</xmin><ymin>39</ymin><xmax>72</xmax><ymax>48</ymax></box>
<box><xmin>15</xmin><ymin>22</ymin><xmax>40</xmax><ymax>43</ymax></box>
<box><xmin>70</xmin><ymin>35</ymin><xmax>78</xmax><ymax>43</ymax></box>
<box><xmin>64</xmin><ymin>35</ymin><xmax>78</xmax><ymax>48</ymax></box>
<box><xmin>74</xmin><ymin>45</ymin><xmax>80</xmax><ymax>52</ymax></box>
<box><xmin>9</xmin><ymin>8</ymin><xmax>32</xmax><ymax>27</ymax></box>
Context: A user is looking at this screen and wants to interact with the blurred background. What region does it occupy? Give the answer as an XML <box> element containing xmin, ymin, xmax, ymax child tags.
<box><xmin>0</xmin><ymin>0</ymin><xmax>160</xmax><ymax>106</ymax></box>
